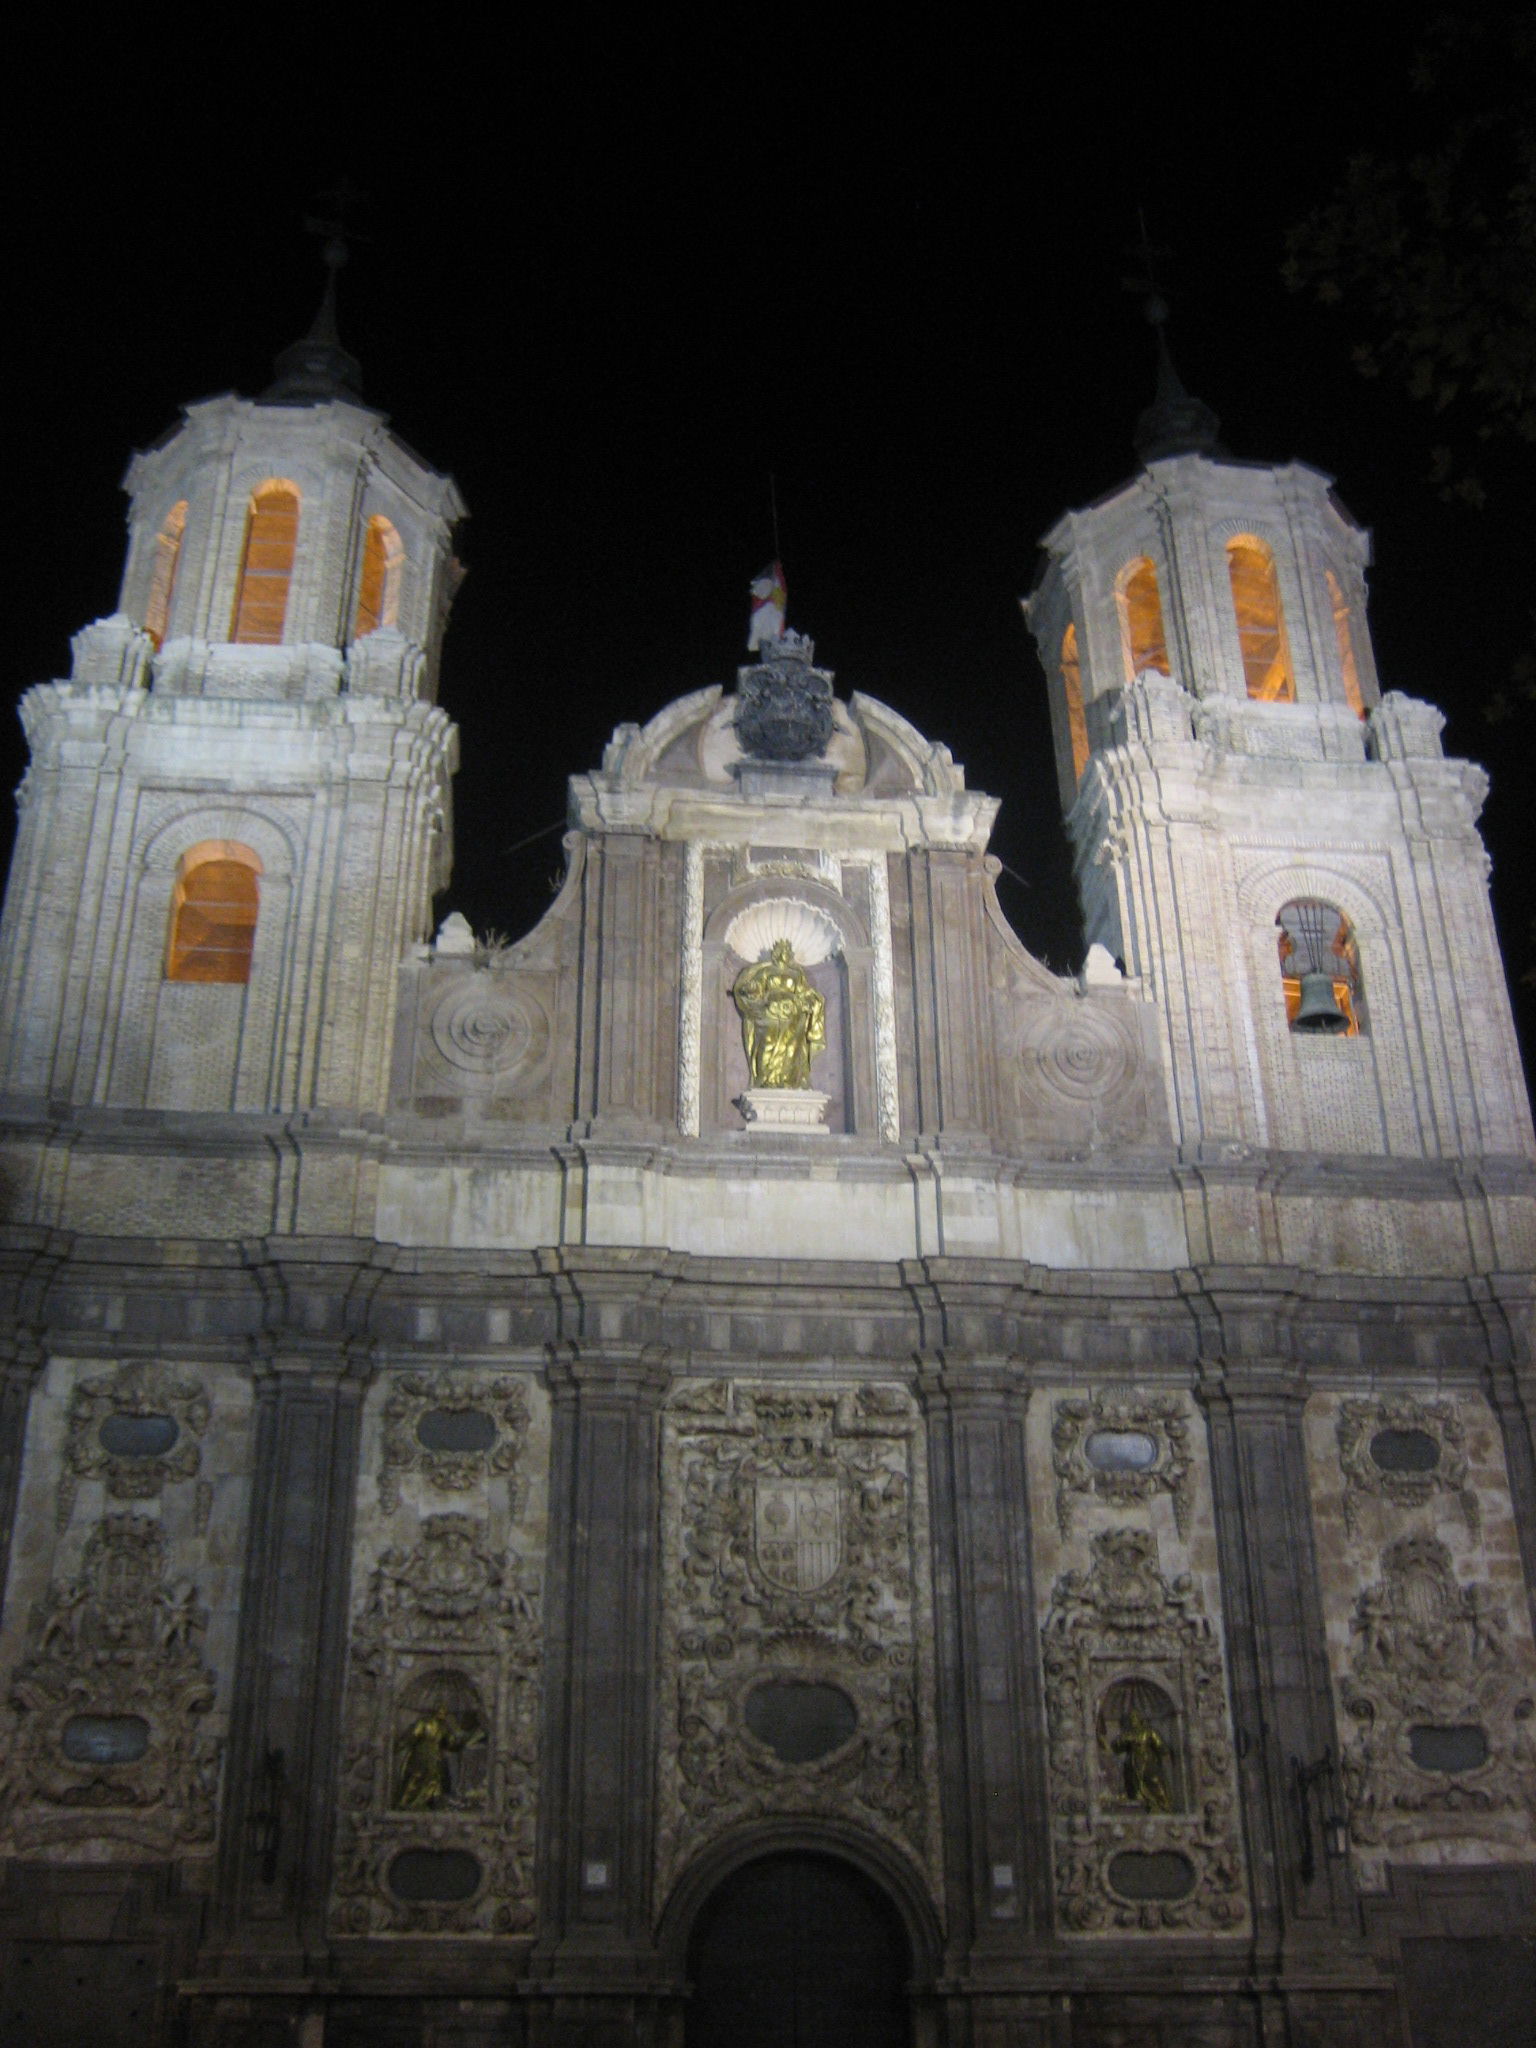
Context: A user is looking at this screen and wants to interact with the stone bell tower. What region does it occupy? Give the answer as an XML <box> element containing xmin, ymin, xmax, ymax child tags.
<box><xmin>1024</xmin><ymin>304</ymin><xmax>1534</xmax><ymax>1173</ymax></box>
<box><xmin>0</xmin><ymin>244</ymin><xmax>465</xmax><ymax>1118</ymax></box>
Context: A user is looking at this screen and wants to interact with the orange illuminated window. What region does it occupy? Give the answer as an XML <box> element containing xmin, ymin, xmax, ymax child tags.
<box><xmin>1226</xmin><ymin>537</ymin><xmax>1295</xmax><ymax>702</ymax></box>
<box><xmin>1326</xmin><ymin>569</ymin><xmax>1366</xmax><ymax>718</ymax></box>
<box><xmin>1061</xmin><ymin>623</ymin><xmax>1089</xmax><ymax>785</ymax></box>
<box><xmin>144</xmin><ymin>501</ymin><xmax>187</xmax><ymax>650</ymax></box>
<box><xmin>1116</xmin><ymin>556</ymin><xmax>1170</xmax><ymax>680</ymax></box>
<box><xmin>354</xmin><ymin>515</ymin><xmax>404</xmax><ymax>639</ymax></box>
<box><xmin>230</xmin><ymin>481</ymin><xmax>300</xmax><ymax>644</ymax></box>
<box><xmin>1276</xmin><ymin>898</ymin><xmax>1361</xmax><ymax>1036</ymax></box>
<box><xmin>165</xmin><ymin>841</ymin><xmax>262</xmax><ymax>984</ymax></box>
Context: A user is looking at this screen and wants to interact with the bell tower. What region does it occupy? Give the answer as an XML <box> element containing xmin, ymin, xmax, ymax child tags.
<box><xmin>1024</xmin><ymin>304</ymin><xmax>1534</xmax><ymax>1167</ymax></box>
<box><xmin>0</xmin><ymin>246</ymin><xmax>465</xmax><ymax>1117</ymax></box>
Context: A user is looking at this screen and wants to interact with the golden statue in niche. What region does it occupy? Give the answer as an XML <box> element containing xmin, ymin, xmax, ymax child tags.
<box><xmin>732</xmin><ymin>939</ymin><xmax>827</xmax><ymax>1090</ymax></box>
<box><xmin>393</xmin><ymin>1704</ymin><xmax>484</xmax><ymax>1810</ymax></box>
<box><xmin>1110</xmin><ymin>1707</ymin><xmax>1174</xmax><ymax>1813</ymax></box>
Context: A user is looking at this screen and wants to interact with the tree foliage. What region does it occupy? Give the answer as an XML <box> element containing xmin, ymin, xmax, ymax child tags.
<box><xmin>1284</xmin><ymin>10</ymin><xmax>1536</xmax><ymax>513</ymax></box>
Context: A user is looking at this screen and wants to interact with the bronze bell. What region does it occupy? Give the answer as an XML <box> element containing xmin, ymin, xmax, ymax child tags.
<box><xmin>1293</xmin><ymin>971</ymin><xmax>1350</xmax><ymax>1034</ymax></box>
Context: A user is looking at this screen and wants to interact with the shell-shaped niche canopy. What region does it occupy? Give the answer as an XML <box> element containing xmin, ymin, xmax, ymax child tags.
<box><xmin>723</xmin><ymin>898</ymin><xmax>843</xmax><ymax>965</ymax></box>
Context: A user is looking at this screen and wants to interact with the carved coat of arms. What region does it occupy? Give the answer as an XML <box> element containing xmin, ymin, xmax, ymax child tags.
<box><xmin>755</xmin><ymin>1477</ymin><xmax>841</xmax><ymax>1592</ymax></box>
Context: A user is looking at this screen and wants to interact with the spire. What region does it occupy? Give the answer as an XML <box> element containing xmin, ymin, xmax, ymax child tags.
<box><xmin>1133</xmin><ymin>292</ymin><xmax>1222</xmax><ymax>464</ymax></box>
<box><xmin>261</xmin><ymin>198</ymin><xmax>364</xmax><ymax>406</ymax></box>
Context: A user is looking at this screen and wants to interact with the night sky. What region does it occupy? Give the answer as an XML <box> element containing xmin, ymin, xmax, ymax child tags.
<box><xmin>7</xmin><ymin>14</ymin><xmax>1532</xmax><ymax>1075</ymax></box>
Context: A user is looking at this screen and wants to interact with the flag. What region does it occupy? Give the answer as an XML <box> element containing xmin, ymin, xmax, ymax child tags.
<box><xmin>747</xmin><ymin>561</ymin><xmax>787</xmax><ymax>651</ymax></box>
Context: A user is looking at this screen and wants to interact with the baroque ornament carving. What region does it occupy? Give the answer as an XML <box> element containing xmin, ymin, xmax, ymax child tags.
<box><xmin>657</xmin><ymin>1381</ymin><xmax>939</xmax><ymax>1903</ymax></box>
<box><xmin>1336</xmin><ymin>1395</ymin><xmax>1479</xmax><ymax>1538</ymax></box>
<box><xmin>1042</xmin><ymin>1530</ymin><xmax>1248</xmax><ymax>1934</ymax></box>
<box><xmin>1051</xmin><ymin>1393</ymin><xmax>1194</xmax><ymax>1538</ymax></box>
<box><xmin>333</xmin><ymin>1511</ymin><xmax>541</xmax><ymax>1937</ymax></box>
<box><xmin>58</xmin><ymin>1360</ymin><xmax>210</xmax><ymax>1531</ymax></box>
<box><xmin>378</xmin><ymin>1371</ymin><xmax>532</xmax><ymax>1514</ymax></box>
<box><xmin>1340</xmin><ymin>1534</ymin><xmax>1536</xmax><ymax>1851</ymax></box>
<box><xmin>0</xmin><ymin>1515</ymin><xmax>219</xmax><ymax>1854</ymax></box>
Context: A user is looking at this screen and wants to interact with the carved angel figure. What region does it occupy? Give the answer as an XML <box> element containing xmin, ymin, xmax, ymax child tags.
<box><xmin>732</xmin><ymin>940</ymin><xmax>826</xmax><ymax>1090</ymax></box>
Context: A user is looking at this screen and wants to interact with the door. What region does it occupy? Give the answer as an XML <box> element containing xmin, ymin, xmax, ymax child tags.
<box><xmin>686</xmin><ymin>1851</ymin><xmax>910</xmax><ymax>2048</ymax></box>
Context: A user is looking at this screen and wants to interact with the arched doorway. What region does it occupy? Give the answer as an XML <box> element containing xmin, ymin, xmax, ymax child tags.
<box><xmin>685</xmin><ymin>1850</ymin><xmax>910</xmax><ymax>2047</ymax></box>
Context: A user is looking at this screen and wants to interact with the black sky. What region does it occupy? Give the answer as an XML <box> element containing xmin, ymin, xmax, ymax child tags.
<box><xmin>6</xmin><ymin>12</ymin><xmax>1532</xmax><ymax>1070</ymax></box>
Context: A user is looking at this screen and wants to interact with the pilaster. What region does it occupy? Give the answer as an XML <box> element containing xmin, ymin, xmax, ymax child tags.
<box><xmin>917</xmin><ymin>1354</ymin><xmax>1048</xmax><ymax>1967</ymax></box>
<box><xmin>209</xmin><ymin>1346</ymin><xmax>369</xmax><ymax>1960</ymax></box>
<box><xmin>531</xmin><ymin>1343</ymin><xmax>671</xmax><ymax>1989</ymax></box>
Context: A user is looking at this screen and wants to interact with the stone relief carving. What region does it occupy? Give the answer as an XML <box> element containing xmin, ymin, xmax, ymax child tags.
<box><xmin>1019</xmin><ymin>1000</ymin><xmax>1137</xmax><ymax>1110</ymax></box>
<box><xmin>1052</xmin><ymin>1392</ymin><xmax>1194</xmax><ymax>1538</ymax></box>
<box><xmin>333</xmin><ymin>1509</ymin><xmax>541</xmax><ymax>1937</ymax></box>
<box><xmin>58</xmin><ymin>1359</ymin><xmax>210</xmax><ymax>1531</ymax></box>
<box><xmin>378</xmin><ymin>1371</ymin><xmax>532</xmax><ymax>1514</ymax></box>
<box><xmin>0</xmin><ymin>1515</ymin><xmax>219</xmax><ymax>1854</ymax></box>
<box><xmin>1340</xmin><ymin>1534</ymin><xmax>1536</xmax><ymax>1852</ymax></box>
<box><xmin>415</xmin><ymin>971</ymin><xmax>550</xmax><ymax>1098</ymax></box>
<box><xmin>1336</xmin><ymin>1395</ymin><xmax>1479</xmax><ymax>1538</ymax></box>
<box><xmin>1042</xmin><ymin>1530</ymin><xmax>1248</xmax><ymax>1934</ymax></box>
<box><xmin>657</xmin><ymin>1381</ymin><xmax>939</xmax><ymax>1905</ymax></box>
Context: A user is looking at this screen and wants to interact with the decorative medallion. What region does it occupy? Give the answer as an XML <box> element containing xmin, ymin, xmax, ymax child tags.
<box><xmin>333</xmin><ymin>1502</ymin><xmax>542</xmax><ymax>1937</ymax></box>
<box><xmin>1336</xmin><ymin>1395</ymin><xmax>1478</xmax><ymax>1538</ymax></box>
<box><xmin>1052</xmin><ymin>1392</ymin><xmax>1194</xmax><ymax>1538</ymax></box>
<box><xmin>379</xmin><ymin>1372</ymin><xmax>532</xmax><ymax>1514</ymax></box>
<box><xmin>1339</xmin><ymin>1534</ymin><xmax>1536</xmax><ymax>1853</ymax></box>
<box><xmin>1042</xmin><ymin>1530</ymin><xmax>1248</xmax><ymax>1934</ymax></box>
<box><xmin>657</xmin><ymin>1381</ymin><xmax>939</xmax><ymax>1907</ymax></box>
<box><xmin>1019</xmin><ymin>1002</ymin><xmax>1135</xmax><ymax>1107</ymax></box>
<box><xmin>58</xmin><ymin>1361</ymin><xmax>210</xmax><ymax>1531</ymax></box>
<box><xmin>0</xmin><ymin>1516</ymin><xmax>219</xmax><ymax>1855</ymax></box>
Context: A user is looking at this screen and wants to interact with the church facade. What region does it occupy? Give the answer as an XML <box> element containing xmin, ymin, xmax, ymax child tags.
<box><xmin>0</xmin><ymin>316</ymin><xmax>1533</xmax><ymax>2048</ymax></box>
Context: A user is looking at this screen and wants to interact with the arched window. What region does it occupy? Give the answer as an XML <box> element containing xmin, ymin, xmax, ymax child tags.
<box><xmin>1226</xmin><ymin>536</ymin><xmax>1295</xmax><ymax>702</ymax></box>
<box><xmin>1276</xmin><ymin>898</ymin><xmax>1361</xmax><ymax>1035</ymax></box>
<box><xmin>230</xmin><ymin>481</ymin><xmax>300</xmax><ymax>644</ymax></box>
<box><xmin>1060</xmin><ymin>623</ymin><xmax>1089</xmax><ymax>786</ymax></box>
<box><xmin>144</xmin><ymin>501</ymin><xmax>187</xmax><ymax>650</ymax></box>
<box><xmin>165</xmin><ymin>841</ymin><xmax>262</xmax><ymax>984</ymax></box>
<box><xmin>354</xmin><ymin>514</ymin><xmax>405</xmax><ymax>639</ymax></box>
<box><xmin>1325</xmin><ymin>569</ymin><xmax>1367</xmax><ymax>718</ymax></box>
<box><xmin>1116</xmin><ymin>556</ymin><xmax>1170</xmax><ymax>681</ymax></box>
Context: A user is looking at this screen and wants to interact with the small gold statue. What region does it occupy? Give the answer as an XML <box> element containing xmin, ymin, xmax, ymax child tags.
<box><xmin>393</xmin><ymin>1706</ymin><xmax>483</xmax><ymax>1810</ymax></box>
<box><xmin>1111</xmin><ymin>1708</ymin><xmax>1174</xmax><ymax>1813</ymax></box>
<box><xmin>732</xmin><ymin>939</ymin><xmax>827</xmax><ymax>1090</ymax></box>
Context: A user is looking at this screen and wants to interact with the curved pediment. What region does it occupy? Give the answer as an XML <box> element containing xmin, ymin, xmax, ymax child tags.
<box><xmin>591</xmin><ymin>681</ymin><xmax>968</xmax><ymax>800</ymax></box>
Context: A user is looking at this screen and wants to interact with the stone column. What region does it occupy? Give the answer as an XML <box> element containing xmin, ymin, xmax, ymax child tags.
<box><xmin>898</xmin><ymin>851</ymin><xmax>996</xmax><ymax>1141</ymax></box>
<box><xmin>1188</xmin><ymin>1303</ymin><xmax>1359</xmax><ymax>1949</ymax></box>
<box><xmin>526</xmin><ymin>1344</ymin><xmax>671</xmax><ymax>2041</ymax></box>
<box><xmin>210</xmin><ymin>1348</ymin><xmax>368</xmax><ymax>1957</ymax></box>
<box><xmin>1473</xmin><ymin>1275</ymin><xmax>1536</xmax><ymax>1635</ymax></box>
<box><xmin>917</xmin><ymin>1355</ymin><xmax>1048</xmax><ymax>1967</ymax></box>
<box><xmin>0</xmin><ymin>1231</ymin><xmax>66</xmax><ymax>1631</ymax></box>
<box><xmin>577</xmin><ymin>835</ymin><xmax>669</xmax><ymax>1132</ymax></box>
<box><xmin>0</xmin><ymin>1335</ymin><xmax>44</xmax><ymax>1632</ymax></box>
